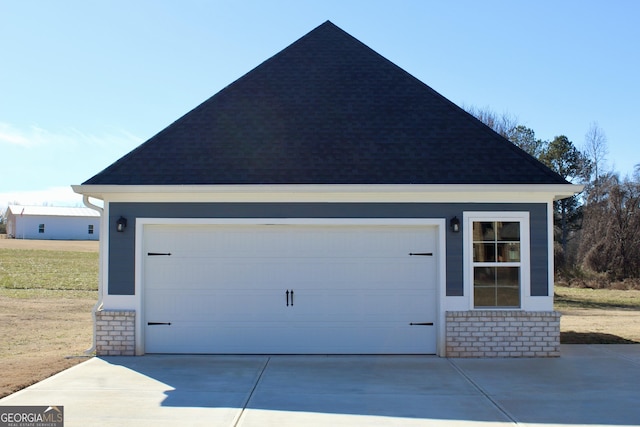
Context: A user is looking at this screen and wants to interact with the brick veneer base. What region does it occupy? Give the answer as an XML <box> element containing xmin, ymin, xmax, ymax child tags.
<box><xmin>95</xmin><ymin>310</ymin><xmax>135</xmax><ymax>356</ymax></box>
<box><xmin>93</xmin><ymin>309</ymin><xmax>560</xmax><ymax>357</ymax></box>
<box><xmin>446</xmin><ymin>310</ymin><xmax>560</xmax><ymax>357</ymax></box>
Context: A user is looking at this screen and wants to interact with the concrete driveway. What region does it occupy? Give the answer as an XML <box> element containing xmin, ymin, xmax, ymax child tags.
<box><xmin>1</xmin><ymin>345</ymin><xmax>639</xmax><ymax>427</ymax></box>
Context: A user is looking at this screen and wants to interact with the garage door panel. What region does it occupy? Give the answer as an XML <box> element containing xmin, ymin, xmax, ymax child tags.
<box><xmin>146</xmin><ymin>322</ymin><xmax>436</xmax><ymax>354</ymax></box>
<box><xmin>293</xmin><ymin>289</ymin><xmax>436</xmax><ymax>321</ymax></box>
<box><xmin>147</xmin><ymin>289</ymin><xmax>436</xmax><ymax>324</ymax></box>
<box><xmin>145</xmin><ymin>225</ymin><xmax>435</xmax><ymax>256</ymax></box>
<box><xmin>144</xmin><ymin>223</ymin><xmax>438</xmax><ymax>354</ymax></box>
<box><xmin>146</xmin><ymin>260</ymin><xmax>434</xmax><ymax>292</ymax></box>
<box><xmin>147</xmin><ymin>290</ymin><xmax>284</xmax><ymax>322</ymax></box>
<box><xmin>145</xmin><ymin>259</ymin><xmax>298</xmax><ymax>290</ymax></box>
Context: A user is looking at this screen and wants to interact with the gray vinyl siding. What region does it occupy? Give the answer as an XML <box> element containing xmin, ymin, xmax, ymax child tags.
<box><xmin>108</xmin><ymin>202</ymin><xmax>549</xmax><ymax>297</ymax></box>
<box><xmin>529</xmin><ymin>207</ymin><xmax>550</xmax><ymax>296</ymax></box>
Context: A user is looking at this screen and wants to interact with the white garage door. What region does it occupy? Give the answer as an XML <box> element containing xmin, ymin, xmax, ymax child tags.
<box><xmin>143</xmin><ymin>223</ymin><xmax>438</xmax><ymax>354</ymax></box>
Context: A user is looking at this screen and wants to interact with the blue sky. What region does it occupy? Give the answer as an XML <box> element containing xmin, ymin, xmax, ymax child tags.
<box><xmin>1</xmin><ymin>1</ymin><xmax>638</xmax><ymax>209</ymax></box>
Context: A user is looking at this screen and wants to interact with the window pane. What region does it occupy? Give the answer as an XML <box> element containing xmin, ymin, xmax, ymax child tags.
<box><xmin>497</xmin><ymin>267</ymin><xmax>519</xmax><ymax>286</ymax></box>
<box><xmin>473</xmin><ymin>222</ymin><xmax>495</xmax><ymax>240</ymax></box>
<box><xmin>473</xmin><ymin>267</ymin><xmax>520</xmax><ymax>308</ymax></box>
<box><xmin>474</xmin><ymin>286</ymin><xmax>496</xmax><ymax>307</ymax></box>
<box><xmin>474</xmin><ymin>267</ymin><xmax>496</xmax><ymax>286</ymax></box>
<box><xmin>497</xmin><ymin>222</ymin><xmax>520</xmax><ymax>241</ymax></box>
<box><xmin>497</xmin><ymin>243</ymin><xmax>520</xmax><ymax>262</ymax></box>
<box><xmin>474</xmin><ymin>243</ymin><xmax>496</xmax><ymax>262</ymax></box>
<box><xmin>497</xmin><ymin>287</ymin><xmax>520</xmax><ymax>307</ymax></box>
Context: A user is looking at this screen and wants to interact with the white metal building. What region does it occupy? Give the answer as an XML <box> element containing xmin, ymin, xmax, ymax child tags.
<box><xmin>5</xmin><ymin>205</ymin><xmax>100</xmax><ymax>240</ymax></box>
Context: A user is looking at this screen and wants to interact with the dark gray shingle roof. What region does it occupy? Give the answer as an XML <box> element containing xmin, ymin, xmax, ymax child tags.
<box><xmin>83</xmin><ymin>21</ymin><xmax>567</xmax><ymax>186</ymax></box>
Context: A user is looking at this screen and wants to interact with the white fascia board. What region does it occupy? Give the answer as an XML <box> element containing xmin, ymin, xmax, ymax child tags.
<box><xmin>72</xmin><ymin>184</ymin><xmax>582</xmax><ymax>204</ymax></box>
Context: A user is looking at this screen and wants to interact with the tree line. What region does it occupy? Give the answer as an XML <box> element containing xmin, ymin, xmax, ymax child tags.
<box><xmin>466</xmin><ymin>106</ymin><xmax>640</xmax><ymax>289</ymax></box>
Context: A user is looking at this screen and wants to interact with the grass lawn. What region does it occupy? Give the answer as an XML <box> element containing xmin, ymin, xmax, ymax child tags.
<box><xmin>555</xmin><ymin>285</ymin><xmax>640</xmax><ymax>344</ymax></box>
<box><xmin>555</xmin><ymin>286</ymin><xmax>640</xmax><ymax>310</ymax></box>
<box><xmin>0</xmin><ymin>241</ymin><xmax>98</xmax><ymax>398</ymax></box>
<box><xmin>0</xmin><ymin>248</ymin><xmax>98</xmax><ymax>292</ymax></box>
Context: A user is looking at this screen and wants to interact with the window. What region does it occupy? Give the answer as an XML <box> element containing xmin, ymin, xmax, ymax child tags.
<box><xmin>88</xmin><ymin>225</ymin><xmax>94</xmax><ymax>235</ymax></box>
<box><xmin>38</xmin><ymin>224</ymin><xmax>45</xmax><ymax>234</ymax></box>
<box><xmin>465</xmin><ymin>213</ymin><xmax>529</xmax><ymax>309</ymax></box>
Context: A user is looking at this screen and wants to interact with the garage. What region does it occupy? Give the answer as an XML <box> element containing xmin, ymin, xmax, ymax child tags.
<box><xmin>141</xmin><ymin>222</ymin><xmax>439</xmax><ymax>354</ymax></box>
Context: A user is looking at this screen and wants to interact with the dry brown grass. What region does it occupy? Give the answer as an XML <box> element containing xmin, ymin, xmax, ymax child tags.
<box><xmin>0</xmin><ymin>238</ymin><xmax>98</xmax><ymax>252</ymax></box>
<box><xmin>0</xmin><ymin>293</ymin><xmax>95</xmax><ymax>397</ymax></box>
<box><xmin>0</xmin><ymin>239</ymin><xmax>97</xmax><ymax>398</ymax></box>
<box><xmin>555</xmin><ymin>285</ymin><xmax>640</xmax><ymax>344</ymax></box>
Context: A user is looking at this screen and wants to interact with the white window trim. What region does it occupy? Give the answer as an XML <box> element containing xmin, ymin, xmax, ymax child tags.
<box><xmin>463</xmin><ymin>211</ymin><xmax>530</xmax><ymax>310</ymax></box>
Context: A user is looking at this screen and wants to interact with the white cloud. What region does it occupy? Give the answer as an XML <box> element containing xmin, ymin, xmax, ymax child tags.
<box><xmin>0</xmin><ymin>122</ymin><xmax>35</xmax><ymax>147</ymax></box>
<box><xmin>0</xmin><ymin>122</ymin><xmax>141</xmax><ymax>212</ymax></box>
<box><xmin>0</xmin><ymin>121</ymin><xmax>142</xmax><ymax>151</ymax></box>
<box><xmin>0</xmin><ymin>123</ymin><xmax>141</xmax><ymax>207</ymax></box>
<box><xmin>0</xmin><ymin>122</ymin><xmax>76</xmax><ymax>148</ymax></box>
<box><xmin>0</xmin><ymin>187</ymin><xmax>87</xmax><ymax>211</ymax></box>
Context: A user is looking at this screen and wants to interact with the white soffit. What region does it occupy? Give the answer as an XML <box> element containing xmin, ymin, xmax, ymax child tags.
<box><xmin>72</xmin><ymin>184</ymin><xmax>583</xmax><ymax>203</ymax></box>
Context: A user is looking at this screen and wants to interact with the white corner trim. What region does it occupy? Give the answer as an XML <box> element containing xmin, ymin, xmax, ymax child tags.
<box><xmin>435</xmin><ymin>221</ymin><xmax>448</xmax><ymax>357</ymax></box>
<box><xmin>134</xmin><ymin>221</ymin><xmax>145</xmax><ymax>355</ymax></box>
<box><xmin>547</xmin><ymin>202</ymin><xmax>556</xmax><ymax>298</ymax></box>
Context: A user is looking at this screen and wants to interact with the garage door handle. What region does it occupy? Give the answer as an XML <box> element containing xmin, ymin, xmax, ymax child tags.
<box><xmin>286</xmin><ymin>290</ymin><xmax>294</xmax><ymax>306</ymax></box>
<box><xmin>409</xmin><ymin>322</ymin><xmax>433</xmax><ymax>326</ymax></box>
<box><xmin>409</xmin><ymin>252</ymin><xmax>432</xmax><ymax>256</ymax></box>
<box><xmin>148</xmin><ymin>322</ymin><xmax>172</xmax><ymax>326</ymax></box>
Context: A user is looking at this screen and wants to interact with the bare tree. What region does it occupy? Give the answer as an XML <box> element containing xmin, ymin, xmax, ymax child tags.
<box><xmin>0</xmin><ymin>209</ymin><xmax>6</xmax><ymax>234</ymax></box>
<box><xmin>579</xmin><ymin>174</ymin><xmax>640</xmax><ymax>280</ymax></box>
<box><xmin>583</xmin><ymin>122</ymin><xmax>608</xmax><ymax>203</ymax></box>
<box><xmin>464</xmin><ymin>105</ymin><xmax>519</xmax><ymax>140</ymax></box>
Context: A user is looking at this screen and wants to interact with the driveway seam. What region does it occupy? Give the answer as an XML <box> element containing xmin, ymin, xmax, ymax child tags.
<box><xmin>447</xmin><ymin>359</ymin><xmax>519</xmax><ymax>425</ymax></box>
<box><xmin>587</xmin><ymin>344</ymin><xmax>640</xmax><ymax>366</ymax></box>
<box><xmin>232</xmin><ymin>356</ymin><xmax>271</xmax><ymax>427</ymax></box>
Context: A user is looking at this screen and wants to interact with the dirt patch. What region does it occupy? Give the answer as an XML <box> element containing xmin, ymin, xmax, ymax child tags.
<box><xmin>0</xmin><ymin>239</ymin><xmax>98</xmax><ymax>252</ymax></box>
<box><xmin>559</xmin><ymin>308</ymin><xmax>640</xmax><ymax>343</ymax></box>
<box><xmin>561</xmin><ymin>331</ymin><xmax>636</xmax><ymax>344</ymax></box>
<box><xmin>0</xmin><ymin>294</ymin><xmax>96</xmax><ymax>398</ymax></box>
<box><xmin>0</xmin><ymin>241</ymin><xmax>97</xmax><ymax>398</ymax></box>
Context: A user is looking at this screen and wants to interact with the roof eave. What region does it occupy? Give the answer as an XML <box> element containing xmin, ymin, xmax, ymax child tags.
<box><xmin>72</xmin><ymin>183</ymin><xmax>583</xmax><ymax>203</ymax></box>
